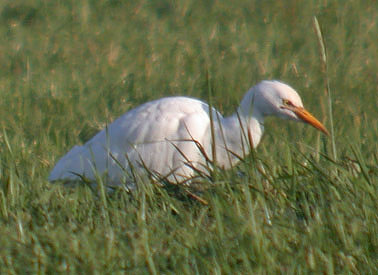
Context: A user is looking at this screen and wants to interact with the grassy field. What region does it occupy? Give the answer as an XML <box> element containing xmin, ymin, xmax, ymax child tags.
<box><xmin>0</xmin><ymin>0</ymin><xmax>377</xmax><ymax>273</ymax></box>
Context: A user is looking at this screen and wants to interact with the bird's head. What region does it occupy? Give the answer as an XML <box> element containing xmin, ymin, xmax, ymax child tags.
<box><xmin>240</xmin><ymin>80</ymin><xmax>329</xmax><ymax>135</ymax></box>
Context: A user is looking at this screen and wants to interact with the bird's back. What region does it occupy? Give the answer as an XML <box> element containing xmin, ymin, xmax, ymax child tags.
<box><xmin>49</xmin><ymin>97</ymin><xmax>216</xmax><ymax>184</ymax></box>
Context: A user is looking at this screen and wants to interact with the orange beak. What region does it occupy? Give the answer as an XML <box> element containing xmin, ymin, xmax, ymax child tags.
<box><xmin>283</xmin><ymin>106</ymin><xmax>329</xmax><ymax>136</ymax></box>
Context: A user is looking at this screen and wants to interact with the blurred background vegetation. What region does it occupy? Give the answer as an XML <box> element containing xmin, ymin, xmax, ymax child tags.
<box><xmin>0</xmin><ymin>0</ymin><xmax>376</xmax><ymax>273</ymax></box>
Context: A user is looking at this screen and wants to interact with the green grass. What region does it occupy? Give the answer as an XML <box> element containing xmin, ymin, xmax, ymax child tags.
<box><xmin>0</xmin><ymin>0</ymin><xmax>377</xmax><ymax>273</ymax></box>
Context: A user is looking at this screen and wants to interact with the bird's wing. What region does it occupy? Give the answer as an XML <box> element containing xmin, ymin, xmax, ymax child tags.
<box><xmin>49</xmin><ymin>97</ymin><xmax>214</xmax><ymax>183</ymax></box>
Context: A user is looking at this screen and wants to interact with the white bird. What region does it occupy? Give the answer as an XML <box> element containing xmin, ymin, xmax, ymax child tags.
<box><xmin>49</xmin><ymin>80</ymin><xmax>328</xmax><ymax>185</ymax></box>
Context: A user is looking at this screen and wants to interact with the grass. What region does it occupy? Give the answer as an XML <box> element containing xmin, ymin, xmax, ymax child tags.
<box><xmin>0</xmin><ymin>0</ymin><xmax>377</xmax><ymax>273</ymax></box>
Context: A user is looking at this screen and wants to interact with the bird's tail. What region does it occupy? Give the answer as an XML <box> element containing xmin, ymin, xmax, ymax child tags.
<box><xmin>48</xmin><ymin>145</ymin><xmax>87</xmax><ymax>182</ymax></box>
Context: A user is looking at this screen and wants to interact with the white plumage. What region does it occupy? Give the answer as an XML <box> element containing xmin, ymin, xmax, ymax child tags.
<box><xmin>49</xmin><ymin>80</ymin><xmax>328</xmax><ymax>185</ymax></box>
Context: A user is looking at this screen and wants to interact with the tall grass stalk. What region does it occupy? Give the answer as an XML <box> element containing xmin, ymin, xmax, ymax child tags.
<box><xmin>313</xmin><ymin>16</ymin><xmax>337</xmax><ymax>161</ymax></box>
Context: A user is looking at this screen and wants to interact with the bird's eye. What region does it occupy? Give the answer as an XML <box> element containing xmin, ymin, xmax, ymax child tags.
<box><xmin>282</xmin><ymin>99</ymin><xmax>292</xmax><ymax>106</ymax></box>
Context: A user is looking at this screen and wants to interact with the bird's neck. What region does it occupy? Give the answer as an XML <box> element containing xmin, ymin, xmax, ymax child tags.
<box><xmin>233</xmin><ymin>88</ymin><xmax>265</xmax><ymax>149</ymax></box>
<box><xmin>211</xmin><ymin>108</ymin><xmax>264</xmax><ymax>169</ymax></box>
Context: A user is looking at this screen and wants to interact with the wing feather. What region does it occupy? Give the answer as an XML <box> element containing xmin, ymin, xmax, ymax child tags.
<box><xmin>49</xmin><ymin>97</ymin><xmax>215</xmax><ymax>184</ymax></box>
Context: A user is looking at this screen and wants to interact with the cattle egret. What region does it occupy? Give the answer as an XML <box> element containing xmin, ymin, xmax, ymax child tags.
<box><xmin>49</xmin><ymin>80</ymin><xmax>328</xmax><ymax>185</ymax></box>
